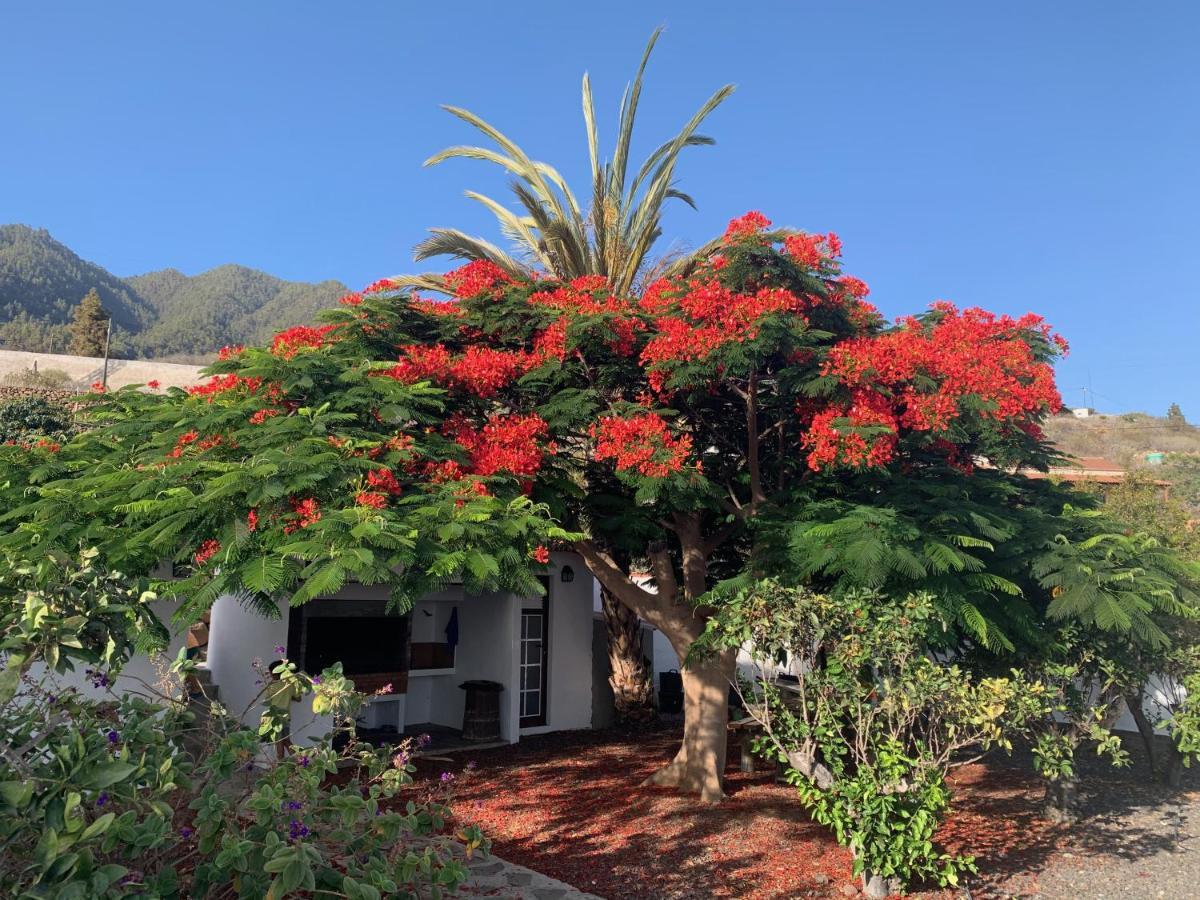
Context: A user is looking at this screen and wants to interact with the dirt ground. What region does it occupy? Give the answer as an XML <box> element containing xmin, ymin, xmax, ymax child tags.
<box><xmin>409</xmin><ymin>724</ymin><xmax>1198</xmax><ymax>899</ymax></box>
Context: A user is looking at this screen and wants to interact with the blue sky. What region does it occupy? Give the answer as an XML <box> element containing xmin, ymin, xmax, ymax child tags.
<box><xmin>3</xmin><ymin>2</ymin><xmax>1198</xmax><ymax>414</ymax></box>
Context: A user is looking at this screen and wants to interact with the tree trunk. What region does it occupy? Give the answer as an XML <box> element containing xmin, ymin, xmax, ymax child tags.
<box><xmin>1125</xmin><ymin>690</ymin><xmax>1160</xmax><ymax>778</ymax></box>
<box><xmin>576</xmin><ymin>531</ymin><xmax>735</xmax><ymax>804</ymax></box>
<box><xmin>601</xmin><ymin>585</ymin><xmax>656</xmax><ymax>725</ymax></box>
<box><xmin>642</xmin><ymin>647</ymin><xmax>737</xmax><ymax>802</ymax></box>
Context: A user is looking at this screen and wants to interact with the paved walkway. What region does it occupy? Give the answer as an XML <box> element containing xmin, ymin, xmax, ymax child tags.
<box><xmin>459</xmin><ymin>850</ymin><xmax>604</xmax><ymax>899</ymax></box>
<box><xmin>433</xmin><ymin>839</ymin><xmax>602</xmax><ymax>899</ymax></box>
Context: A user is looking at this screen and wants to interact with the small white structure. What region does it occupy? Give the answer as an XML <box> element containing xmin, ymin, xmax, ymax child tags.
<box><xmin>203</xmin><ymin>551</ymin><xmax>595</xmax><ymax>744</ymax></box>
<box><xmin>1071</xmin><ymin>407</ymin><xmax>1096</xmax><ymax>419</ymax></box>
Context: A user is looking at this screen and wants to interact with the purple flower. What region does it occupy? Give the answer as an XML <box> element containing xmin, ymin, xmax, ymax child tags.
<box><xmin>297</xmin><ymin>753</ymin><xmax>310</xmax><ymax>768</ymax></box>
<box><xmin>179</xmin><ymin>825</ymin><xmax>194</xmax><ymax>839</ymax></box>
<box><xmin>416</xmin><ymin>733</ymin><xmax>432</xmax><ymax>748</ymax></box>
<box><xmin>96</xmin><ymin>792</ymin><xmax>109</xmax><ymax>807</ymax></box>
<box><xmin>106</xmin><ymin>730</ymin><xmax>120</xmax><ymax>744</ymax></box>
<box><xmin>439</xmin><ymin>771</ymin><xmax>455</xmax><ymax>784</ymax></box>
<box><xmin>274</xmin><ymin>645</ymin><xmax>287</xmax><ymax>655</ymax></box>
<box><xmin>311</xmin><ymin>676</ymin><xmax>322</xmax><ymax>685</ymax></box>
<box><xmin>287</xmin><ymin>819</ymin><xmax>310</xmax><ymax>842</ymax></box>
<box><xmin>282</xmin><ymin>799</ymin><xmax>303</xmax><ymax>810</ymax></box>
<box><xmin>465</xmin><ymin>760</ymin><xmax>477</xmax><ymax>771</ymax></box>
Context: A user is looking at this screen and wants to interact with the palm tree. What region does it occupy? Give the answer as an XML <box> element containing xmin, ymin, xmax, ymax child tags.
<box><xmin>400</xmin><ymin>30</ymin><xmax>733</xmax><ymax>724</ymax></box>
<box><xmin>396</xmin><ymin>28</ymin><xmax>734</xmax><ymax>297</ymax></box>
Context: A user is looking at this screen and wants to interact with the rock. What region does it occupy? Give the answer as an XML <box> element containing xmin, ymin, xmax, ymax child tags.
<box><xmin>532</xmin><ymin>890</ymin><xmax>568</xmax><ymax>900</ymax></box>
<box><xmin>469</xmin><ymin>861</ymin><xmax>505</xmax><ymax>875</ymax></box>
<box><xmin>839</xmin><ymin>885</ymin><xmax>859</xmax><ymax>896</ymax></box>
<box><xmin>813</xmin><ymin>873</ymin><xmax>830</xmax><ymax>885</ymax></box>
<box><xmin>506</xmin><ymin>871</ymin><xmax>534</xmax><ymax>886</ymax></box>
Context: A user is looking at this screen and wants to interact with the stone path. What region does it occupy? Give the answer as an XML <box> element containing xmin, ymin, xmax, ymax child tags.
<box><xmin>458</xmin><ymin>848</ymin><xmax>603</xmax><ymax>899</ymax></box>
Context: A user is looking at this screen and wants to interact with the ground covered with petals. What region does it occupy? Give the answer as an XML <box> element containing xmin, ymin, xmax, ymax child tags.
<box><xmin>412</xmin><ymin>725</ymin><xmax>1086</xmax><ymax>899</ymax></box>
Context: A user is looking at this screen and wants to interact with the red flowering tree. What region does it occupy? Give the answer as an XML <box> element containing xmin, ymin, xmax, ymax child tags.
<box><xmin>317</xmin><ymin>213</ymin><xmax>1085</xmax><ymax>802</ymax></box>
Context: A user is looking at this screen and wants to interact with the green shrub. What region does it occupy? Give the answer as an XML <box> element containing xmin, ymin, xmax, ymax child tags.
<box><xmin>0</xmin><ymin>550</ymin><xmax>485</xmax><ymax>899</ymax></box>
<box><xmin>698</xmin><ymin>582</ymin><xmax>1048</xmax><ymax>896</ymax></box>
<box><xmin>0</xmin><ymin>395</ymin><xmax>75</xmax><ymax>446</ymax></box>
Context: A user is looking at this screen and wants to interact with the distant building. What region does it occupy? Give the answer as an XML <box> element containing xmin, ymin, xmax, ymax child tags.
<box><xmin>1071</xmin><ymin>407</ymin><xmax>1096</xmax><ymax>419</ymax></box>
<box><xmin>1022</xmin><ymin>456</ymin><xmax>1171</xmax><ymax>499</ymax></box>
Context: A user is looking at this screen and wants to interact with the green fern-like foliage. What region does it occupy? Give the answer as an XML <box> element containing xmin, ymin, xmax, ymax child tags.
<box><xmin>0</xmin><ymin>293</ymin><xmax>573</xmax><ymax>628</ymax></box>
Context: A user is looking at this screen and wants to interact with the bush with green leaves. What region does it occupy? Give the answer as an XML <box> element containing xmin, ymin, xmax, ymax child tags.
<box><xmin>698</xmin><ymin>581</ymin><xmax>1050</xmax><ymax>897</ymax></box>
<box><xmin>0</xmin><ymin>550</ymin><xmax>487</xmax><ymax>899</ymax></box>
<box><xmin>0</xmin><ymin>395</ymin><xmax>75</xmax><ymax>447</ymax></box>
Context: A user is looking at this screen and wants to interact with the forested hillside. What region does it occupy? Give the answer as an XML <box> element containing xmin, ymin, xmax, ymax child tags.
<box><xmin>126</xmin><ymin>265</ymin><xmax>347</xmax><ymax>358</ymax></box>
<box><xmin>0</xmin><ymin>225</ymin><xmax>349</xmax><ymax>359</ymax></box>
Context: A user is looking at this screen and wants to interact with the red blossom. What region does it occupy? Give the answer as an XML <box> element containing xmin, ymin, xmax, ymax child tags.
<box><xmin>249</xmin><ymin>408</ymin><xmax>280</xmax><ymax>425</ymax></box>
<box><xmin>147</xmin><ymin>379</ymin><xmax>161</xmax><ymax>389</ymax></box>
<box><xmin>193</xmin><ymin>539</ymin><xmax>221</xmax><ymax>566</ymax></box>
<box><xmin>355</xmin><ymin>491</ymin><xmax>389</xmax><ymax>509</ymax></box>
<box><xmin>443</xmin><ymin>260</ymin><xmax>513</xmax><ymax>299</ymax></box>
<box><xmin>445</xmin><ymin>413</ymin><xmax>549</xmax><ymax>479</ymax></box>
<box><xmin>168</xmin><ymin>430</ymin><xmax>200</xmax><ymax>459</ymax></box>
<box><xmin>339</xmin><ymin>292</ymin><xmax>363</xmax><ymax>306</ymax></box>
<box><xmin>284</xmin><ymin>497</ymin><xmax>321</xmax><ymax>533</ymax></box>
<box><xmin>247</xmin><ymin>509</ymin><xmax>258</xmax><ymax>532</ymax></box>
<box><xmin>363</xmin><ymin>278</ymin><xmax>399</xmax><ymax>294</ymax></box>
<box><xmin>722</xmin><ymin>211</ymin><xmax>772</xmax><ymax>243</ymax></box>
<box><xmin>592</xmin><ymin>413</ymin><xmax>693</xmax><ymax>478</ymax></box>
<box><xmin>90</xmin><ymin>381</ymin><xmax>105</xmax><ymax>393</ymax></box>
<box><xmin>188</xmin><ymin>373</ymin><xmax>263</xmax><ymax>402</ymax></box>
<box><xmin>270</xmin><ymin>324</ymin><xmax>338</xmax><ymax>359</ymax></box>
<box><xmin>532</xmin><ymin>545</ymin><xmax>550</xmax><ymax>564</ymax></box>
<box><xmin>366</xmin><ymin>468</ymin><xmax>403</xmax><ymax>496</ymax></box>
<box><xmin>217</xmin><ymin>344</ymin><xmax>244</xmax><ymax>361</ymax></box>
<box><xmin>783</xmin><ymin>231</ymin><xmax>843</xmax><ymax>268</ymax></box>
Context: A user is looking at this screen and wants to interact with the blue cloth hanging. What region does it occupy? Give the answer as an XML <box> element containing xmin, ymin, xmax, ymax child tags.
<box><xmin>444</xmin><ymin>607</ymin><xmax>459</xmax><ymax>652</ymax></box>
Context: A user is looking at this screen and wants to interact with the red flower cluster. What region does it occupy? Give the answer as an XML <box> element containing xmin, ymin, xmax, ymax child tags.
<box><xmin>367</xmin><ymin>468</ymin><xmax>403</xmax><ymax>495</ymax></box>
<box><xmin>217</xmin><ymin>345</ymin><xmax>244</xmax><ymax>361</ymax></box>
<box><xmin>284</xmin><ymin>497</ymin><xmax>321</xmax><ymax>533</ymax></box>
<box><xmin>826</xmin><ymin>304</ymin><xmax>1063</xmax><ymax>428</ymax></box>
<box><xmin>363</xmin><ymin>278</ymin><xmax>399</xmax><ymax>294</ymax></box>
<box><xmin>382</xmin><ymin>343</ymin><xmax>546</xmax><ymax>398</ymax></box>
<box><xmin>249</xmin><ymin>408</ymin><xmax>279</xmax><ymax>425</ymax></box>
<box><xmin>784</xmin><ymin>231</ymin><xmax>843</xmax><ymax>268</ymax></box>
<box><xmin>147</xmin><ymin>379</ymin><xmax>161</xmax><ymax>390</ymax></box>
<box><xmin>247</xmin><ymin>508</ymin><xmax>259</xmax><ymax>532</ymax></box>
<box><xmin>531</xmin><ymin>545</ymin><xmax>550</xmax><ymax>564</ymax></box>
<box><xmin>188</xmin><ymin>373</ymin><xmax>263</xmax><ymax>402</ymax></box>
<box><xmin>802</xmin><ymin>304</ymin><xmax>1064</xmax><ymax>471</ymax></box>
<box><xmin>356</xmin><ymin>491</ymin><xmax>389</xmax><ymax>509</ymax></box>
<box><xmin>444</xmin><ymin>260</ymin><xmax>512</xmax><ymax>299</ymax></box>
<box><xmin>193</xmin><ymin>539</ymin><xmax>221</xmax><ymax>566</ymax></box>
<box><xmin>339</xmin><ymin>292</ymin><xmax>363</xmax><ymax>306</ymax></box>
<box><xmin>447</xmin><ymin>413</ymin><xmax>550</xmax><ymax>478</ymax></box>
<box><xmin>592</xmin><ymin>413</ymin><xmax>693</xmax><ymax>477</ymax></box>
<box><xmin>410</xmin><ymin>295</ymin><xmax>463</xmax><ymax>318</ymax></box>
<box><xmin>168</xmin><ymin>430</ymin><xmax>200</xmax><ymax>459</ymax></box>
<box><xmin>802</xmin><ymin>390</ymin><xmax>898</xmax><ymax>471</ymax></box>
<box><xmin>722</xmin><ymin>211</ymin><xmax>772</xmax><ymax>244</ymax></box>
<box><xmin>640</xmin><ymin>280</ymin><xmax>810</xmax><ymax>390</ymax></box>
<box><xmin>270</xmin><ymin>324</ymin><xmax>338</xmax><ymax>359</ymax></box>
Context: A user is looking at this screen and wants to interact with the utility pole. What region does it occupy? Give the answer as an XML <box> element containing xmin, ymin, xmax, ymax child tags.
<box><xmin>101</xmin><ymin>317</ymin><xmax>113</xmax><ymax>389</ymax></box>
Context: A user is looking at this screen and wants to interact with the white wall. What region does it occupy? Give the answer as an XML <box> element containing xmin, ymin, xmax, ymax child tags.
<box><xmin>32</xmin><ymin>597</ymin><xmax>191</xmax><ymax>702</ymax></box>
<box><xmin>521</xmin><ymin>552</ymin><xmax>594</xmax><ymax>735</ymax></box>
<box><xmin>206</xmin><ymin>595</ymin><xmax>336</xmax><ymax>744</ymax></box>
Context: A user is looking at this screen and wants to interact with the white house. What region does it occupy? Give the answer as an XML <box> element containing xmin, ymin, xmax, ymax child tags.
<box><xmin>46</xmin><ymin>552</ymin><xmax>598</xmax><ymax>748</ymax></box>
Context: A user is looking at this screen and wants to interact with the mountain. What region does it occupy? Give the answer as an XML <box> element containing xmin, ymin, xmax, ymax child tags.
<box><xmin>0</xmin><ymin>225</ymin><xmax>155</xmax><ymax>334</ymax></box>
<box><xmin>126</xmin><ymin>265</ymin><xmax>347</xmax><ymax>358</ymax></box>
<box><xmin>0</xmin><ymin>225</ymin><xmax>350</xmax><ymax>359</ymax></box>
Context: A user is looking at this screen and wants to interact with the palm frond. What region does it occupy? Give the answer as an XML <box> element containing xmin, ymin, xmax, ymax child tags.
<box><xmin>413</xmin><ymin>228</ymin><xmax>527</xmax><ymax>278</ymax></box>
